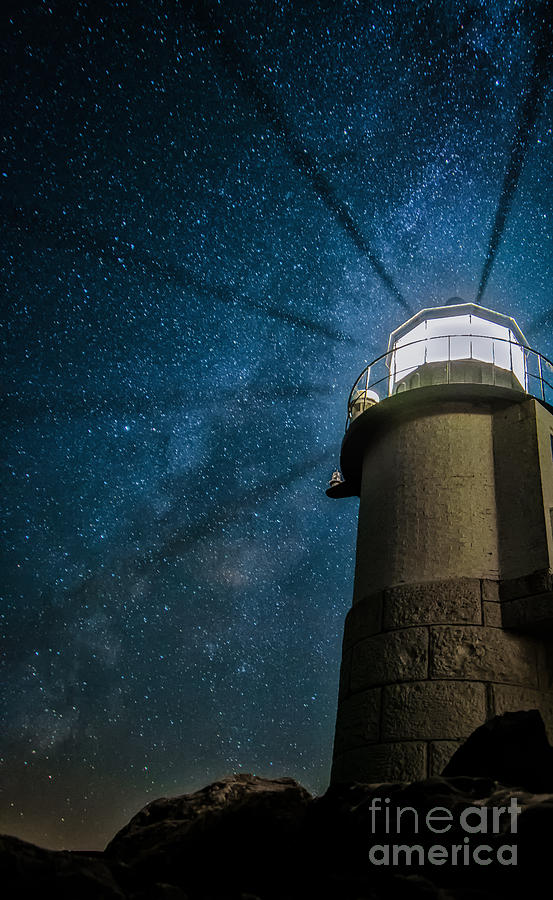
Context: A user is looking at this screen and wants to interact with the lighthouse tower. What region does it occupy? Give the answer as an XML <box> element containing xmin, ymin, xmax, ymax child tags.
<box><xmin>329</xmin><ymin>300</ymin><xmax>553</xmax><ymax>783</ymax></box>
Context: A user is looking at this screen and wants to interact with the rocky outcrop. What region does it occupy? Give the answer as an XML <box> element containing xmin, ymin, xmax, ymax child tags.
<box><xmin>0</xmin><ymin>834</ymin><xmax>127</xmax><ymax>899</ymax></box>
<box><xmin>3</xmin><ymin>712</ymin><xmax>553</xmax><ymax>899</ymax></box>
<box><xmin>105</xmin><ymin>774</ymin><xmax>312</xmax><ymax>895</ymax></box>
<box><xmin>442</xmin><ymin>708</ymin><xmax>553</xmax><ymax>791</ymax></box>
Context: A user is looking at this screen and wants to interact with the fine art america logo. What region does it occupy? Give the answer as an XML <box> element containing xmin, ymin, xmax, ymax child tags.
<box><xmin>367</xmin><ymin>796</ymin><xmax>520</xmax><ymax>866</ymax></box>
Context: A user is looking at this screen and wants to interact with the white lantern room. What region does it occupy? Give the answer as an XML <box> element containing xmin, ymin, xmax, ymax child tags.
<box><xmin>387</xmin><ymin>300</ymin><xmax>528</xmax><ymax>396</ymax></box>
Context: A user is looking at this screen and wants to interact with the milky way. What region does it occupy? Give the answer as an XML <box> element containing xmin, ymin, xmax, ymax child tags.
<box><xmin>2</xmin><ymin>0</ymin><xmax>553</xmax><ymax>850</ymax></box>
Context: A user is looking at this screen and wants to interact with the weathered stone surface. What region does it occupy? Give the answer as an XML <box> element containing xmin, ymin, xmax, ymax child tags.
<box><xmin>332</xmin><ymin>741</ymin><xmax>426</xmax><ymax>784</ymax></box>
<box><xmin>536</xmin><ymin>641</ymin><xmax>553</xmax><ymax>690</ymax></box>
<box><xmin>343</xmin><ymin>591</ymin><xmax>382</xmax><ymax>649</ymax></box>
<box><xmin>483</xmin><ymin>600</ymin><xmax>502</xmax><ymax>627</ymax></box>
<box><xmin>383</xmin><ymin>579</ymin><xmax>482</xmax><ymax>629</ymax></box>
<box><xmin>350</xmin><ymin>627</ymin><xmax>428</xmax><ymax>691</ymax></box>
<box><xmin>502</xmin><ymin>591</ymin><xmax>553</xmax><ymax>630</ymax></box>
<box><xmin>481</xmin><ymin>579</ymin><xmax>499</xmax><ymax>603</ymax></box>
<box><xmin>491</xmin><ymin>684</ymin><xmax>553</xmax><ymax>743</ymax></box>
<box><xmin>332</xmin><ymin>687</ymin><xmax>380</xmax><ymax>756</ymax></box>
<box><xmin>442</xmin><ymin>710</ymin><xmax>553</xmax><ymax>792</ymax></box>
<box><xmin>430</xmin><ymin>625</ymin><xmax>538</xmax><ymax>684</ymax></box>
<box><xmin>382</xmin><ymin>680</ymin><xmax>487</xmax><ymax>741</ymax></box>
<box><xmin>500</xmin><ymin>569</ymin><xmax>553</xmax><ymax>602</ymax></box>
<box><xmin>429</xmin><ymin>741</ymin><xmax>461</xmax><ymax>776</ymax></box>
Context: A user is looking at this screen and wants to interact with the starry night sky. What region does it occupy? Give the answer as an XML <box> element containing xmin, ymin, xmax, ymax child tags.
<box><xmin>2</xmin><ymin>0</ymin><xmax>553</xmax><ymax>851</ymax></box>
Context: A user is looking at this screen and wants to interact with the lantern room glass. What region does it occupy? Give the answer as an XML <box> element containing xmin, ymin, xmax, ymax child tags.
<box><xmin>388</xmin><ymin>313</ymin><xmax>526</xmax><ymax>396</ymax></box>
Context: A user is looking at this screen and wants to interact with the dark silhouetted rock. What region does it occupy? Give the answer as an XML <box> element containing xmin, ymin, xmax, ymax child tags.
<box><xmin>516</xmin><ymin>799</ymin><xmax>553</xmax><ymax>879</ymax></box>
<box><xmin>0</xmin><ymin>834</ymin><xmax>126</xmax><ymax>899</ymax></box>
<box><xmin>442</xmin><ymin>709</ymin><xmax>553</xmax><ymax>791</ymax></box>
<box><xmin>105</xmin><ymin>773</ymin><xmax>312</xmax><ymax>896</ymax></box>
<box><xmin>4</xmin><ymin>743</ymin><xmax>553</xmax><ymax>898</ymax></box>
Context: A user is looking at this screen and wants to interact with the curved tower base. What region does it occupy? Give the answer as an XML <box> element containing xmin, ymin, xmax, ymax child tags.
<box><xmin>332</xmin><ymin>578</ymin><xmax>553</xmax><ymax>783</ymax></box>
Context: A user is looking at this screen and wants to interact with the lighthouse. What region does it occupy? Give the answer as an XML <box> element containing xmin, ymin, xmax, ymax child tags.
<box><xmin>328</xmin><ymin>299</ymin><xmax>553</xmax><ymax>783</ymax></box>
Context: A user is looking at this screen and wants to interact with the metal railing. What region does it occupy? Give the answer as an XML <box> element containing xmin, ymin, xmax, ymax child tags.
<box><xmin>346</xmin><ymin>333</ymin><xmax>553</xmax><ymax>430</ymax></box>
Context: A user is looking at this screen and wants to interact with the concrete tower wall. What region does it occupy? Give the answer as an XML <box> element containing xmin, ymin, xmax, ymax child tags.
<box><xmin>536</xmin><ymin>401</ymin><xmax>553</xmax><ymax>562</ymax></box>
<box><xmin>353</xmin><ymin>402</ymin><xmax>499</xmax><ymax>600</ymax></box>
<box><xmin>493</xmin><ymin>400</ymin><xmax>550</xmax><ymax>581</ymax></box>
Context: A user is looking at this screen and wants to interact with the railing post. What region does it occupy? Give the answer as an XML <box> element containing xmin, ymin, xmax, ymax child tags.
<box><xmin>538</xmin><ymin>353</ymin><xmax>545</xmax><ymax>402</ymax></box>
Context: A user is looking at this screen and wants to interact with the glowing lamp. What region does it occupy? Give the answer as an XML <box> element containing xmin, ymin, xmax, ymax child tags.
<box><xmin>387</xmin><ymin>301</ymin><xmax>528</xmax><ymax>396</ymax></box>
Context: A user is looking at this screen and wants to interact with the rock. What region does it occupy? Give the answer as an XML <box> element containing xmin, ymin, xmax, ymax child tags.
<box><xmin>5</xmin><ymin>725</ymin><xmax>553</xmax><ymax>899</ymax></box>
<box><xmin>516</xmin><ymin>799</ymin><xmax>553</xmax><ymax>876</ymax></box>
<box><xmin>304</xmin><ymin>775</ymin><xmax>539</xmax><ymax>898</ymax></box>
<box><xmin>105</xmin><ymin>773</ymin><xmax>312</xmax><ymax>896</ymax></box>
<box><xmin>442</xmin><ymin>709</ymin><xmax>553</xmax><ymax>791</ymax></box>
<box><xmin>0</xmin><ymin>834</ymin><xmax>126</xmax><ymax>899</ymax></box>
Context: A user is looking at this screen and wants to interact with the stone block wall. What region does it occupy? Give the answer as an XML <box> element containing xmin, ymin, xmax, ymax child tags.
<box><xmin>331</xmin><ymin>578</ymin><xmax>553</xmax><ymax>783</ymax></box>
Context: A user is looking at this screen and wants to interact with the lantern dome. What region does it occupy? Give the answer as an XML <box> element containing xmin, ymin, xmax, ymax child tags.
<box><xmin>387</xmin><ymin>300</ymin><xmax>528</xmax><ymax>396</ymax></box>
